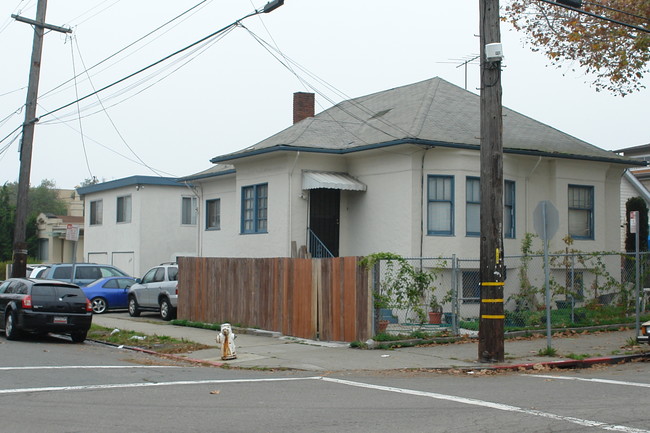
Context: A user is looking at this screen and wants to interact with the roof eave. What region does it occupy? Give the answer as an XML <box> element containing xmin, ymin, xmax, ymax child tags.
<box><xmin>209</xmin><ymin>139</ymin><xmax>642</xmax><ymax>167</ymax></box>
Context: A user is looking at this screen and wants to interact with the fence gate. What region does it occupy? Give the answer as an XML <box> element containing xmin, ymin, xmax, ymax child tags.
<box><xmin>177</xmin><ymin>256</ymin><xmax>371</xmax><ymax>342</ymax></box>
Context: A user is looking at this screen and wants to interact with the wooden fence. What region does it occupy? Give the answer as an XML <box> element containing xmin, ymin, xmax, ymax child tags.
<box><xmin>177</xmin><ymin>256</ymin><xmax>372</xmax><ymax>342</ymax></box>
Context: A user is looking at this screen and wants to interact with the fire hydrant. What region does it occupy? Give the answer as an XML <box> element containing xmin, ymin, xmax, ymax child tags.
<box><xmin>216</xmin><ymin>323</ymin><xmax>237</xmax><ymax>360</ymax></box>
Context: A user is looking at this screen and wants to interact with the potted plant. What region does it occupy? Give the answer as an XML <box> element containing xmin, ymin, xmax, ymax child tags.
<box><xmin>428</xmin><ymin>296</ymin><xmax>443</xmax><ymax>324</ymax></box>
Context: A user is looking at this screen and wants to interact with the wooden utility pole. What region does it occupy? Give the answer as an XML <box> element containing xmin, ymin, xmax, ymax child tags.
<box><xmin>11</xmin><ymin>0</ymin><xmax>71</xmax><ymax>278</ymax></box>
<box><xmin>478</xmin><ymin>0</ymin><xmax>505</xmax><ymax>362</ymax></box>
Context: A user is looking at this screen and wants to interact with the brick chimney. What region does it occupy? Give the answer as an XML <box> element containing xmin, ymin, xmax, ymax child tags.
<box><xmin>293</xmin><ymin>92</ymin><xmax>315</xmax><ymax>124</ymax></box>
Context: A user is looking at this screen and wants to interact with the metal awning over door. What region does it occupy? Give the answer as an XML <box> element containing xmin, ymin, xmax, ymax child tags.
<box><xmin>302</xmin><ymin>170</ymin><xmax>367</xmax><ymax>191</ymax></box>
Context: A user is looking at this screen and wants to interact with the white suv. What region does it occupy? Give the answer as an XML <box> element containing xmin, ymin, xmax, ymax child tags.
<box><xmin>127</xmin><ymin>263</ymin><xmax>178</xmax><ymax>321</ymax></box>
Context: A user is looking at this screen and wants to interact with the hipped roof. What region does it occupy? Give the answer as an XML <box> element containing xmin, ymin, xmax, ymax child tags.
<box><xmin>210</xmin><ymin>77</ymin><xmax>639</xmax><ymax>166</ymax></box>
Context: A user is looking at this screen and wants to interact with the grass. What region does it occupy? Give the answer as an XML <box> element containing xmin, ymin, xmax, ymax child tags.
<box><xmin>537</xmin><ymin>347</ymin><xmax>558</xmax><ymax>357</ymax></box>
<box><xmin>566</xmin><ymin>353</ymin><xmax>590</xmax><ymax>360</ymax></box>
<box><xmin>88</xmin><ymin>324</ymin><xmax>212</xmax><ymax>354</ymax></box>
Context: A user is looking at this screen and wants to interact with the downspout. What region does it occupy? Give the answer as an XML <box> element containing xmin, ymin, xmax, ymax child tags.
<box><xmin>525</xmin><ymin>156</ymin><xmax>542</xmax><ymax>233</ymax></box>
<box><xmin>420</xmin><ymin>146</ymin><xmax>431</xmax><ymax>258</ymax></box>
<box><xmin>289</xmin><ymin>151</ymin><xmax>301</xmax><ymax>257</ymax></box>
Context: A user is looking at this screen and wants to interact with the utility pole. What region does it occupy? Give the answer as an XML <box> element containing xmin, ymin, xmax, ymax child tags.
<box><xmin>11</xmin><ymin>0</ymin><xmax>71</xmax><ymax>278</ymax></box>
<box><xmin>478</xmin><ymin>0</ymin><xmax>505</xmax><ymax>362</ymax></box>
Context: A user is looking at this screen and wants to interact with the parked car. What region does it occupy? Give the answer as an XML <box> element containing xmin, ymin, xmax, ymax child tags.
<box><xmin>27</xmin><ymin>264</ymin><xmax>49</xmax><ymax>278</ymax></box>
<box><xmin>128</xmin><ymin>263</ymin><xmax>178</xmax><ymax>321</ymax></box>
<box><xmin>38</xmin><ymin>263</ymin><xmax>130</xmax><ymax>287</ymax></box>
<box><xmin>82</xmin><ymin>277</ymin><xmax>137</xmax><ymax>314</ymax></box>
<box><xmin>638</xmin><ymin>320</ymin><xmax>649</xmax><ymax>345</ymax></box>
<box><xmin>0</xmin><ymin>278</ymin><xmax>93</xmax><ymax>342</ymax></box>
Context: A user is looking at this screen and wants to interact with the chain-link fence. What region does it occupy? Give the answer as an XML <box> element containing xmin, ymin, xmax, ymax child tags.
<box><xmin>374</xmin><ymin>252</ymin><xmax>650</xmax><ymax>338</ymax></box>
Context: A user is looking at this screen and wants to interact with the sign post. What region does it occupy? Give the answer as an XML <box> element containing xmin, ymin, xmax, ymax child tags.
<box><xmin>534</xmin><ymin>201</ymin><xmax>559</xmax><ymax>350</ymax></box>
<box><xmin>630</xmin><ymin>211</ymin><xmax>640</xmax><ymax>337</ymax></box>
<box><xmin>66</xmin><ymin>224</ymin><xmax>79</xmax><ymax>266</ymax></box>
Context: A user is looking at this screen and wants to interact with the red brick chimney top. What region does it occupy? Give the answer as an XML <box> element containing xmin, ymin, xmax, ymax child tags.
<box><xmin>293</xmin><ymin>92</ymin><xmax>315</xmax><ymax>124</ymax></box>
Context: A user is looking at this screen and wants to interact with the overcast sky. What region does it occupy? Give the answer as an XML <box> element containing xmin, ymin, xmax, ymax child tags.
<box><xmin>0</xmin><ymin>0</ymin><xmax>648</xmax><ymax>190</ymax></box>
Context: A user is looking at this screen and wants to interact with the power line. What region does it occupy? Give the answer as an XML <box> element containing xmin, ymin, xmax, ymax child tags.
<box><xmin>39</xmin><ymin>0</ymin><xmax>213</xmax><ymax>101</ymax></box>
<box><xmin>537</xmin><ymin>0</ymin><xmax>650</xmax><ymax>33</ymax></box>
<box><xmin>37</xmin><ymin>10</ymin><xmax>261</xmax><ymax>123</ymax></box>
<box><xmin>584</xmin><ymin>1</ymin><xmax>650</xmax><ymax>22</ymax></box>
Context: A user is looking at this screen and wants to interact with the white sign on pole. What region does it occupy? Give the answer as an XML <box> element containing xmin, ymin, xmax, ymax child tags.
<box><xmin>65</xmin><ymin>224</ymin><xmax>79</xmax><ymax>242</ymax></box>
<box><xmin>630</xmin><ymin>211</ymin><xmax>639</xmax><ymax>234</ymax></box>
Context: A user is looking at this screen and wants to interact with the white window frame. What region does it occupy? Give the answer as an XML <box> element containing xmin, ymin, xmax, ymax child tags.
<box><xmin>181</xmin><ymin>196</ymin><xmax>198</xmax><ymax>225</ymax></box>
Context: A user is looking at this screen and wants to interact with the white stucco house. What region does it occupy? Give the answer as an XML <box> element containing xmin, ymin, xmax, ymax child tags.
<box><xmin>76</xmin><ymin>176</ymin><xmax>198</xmax><ymax>277</ymax></box>
<box><xmin>35</xmin><ymin>213</ymin><xmax>84</xmax><ymax>263</ymax></box>
<box><xmin>182</xmin><ymin>77</ymin><xmax>640</xmax><ymax>261</ymax></box>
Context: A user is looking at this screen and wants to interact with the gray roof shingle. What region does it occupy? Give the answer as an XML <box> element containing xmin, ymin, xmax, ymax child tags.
<box><xmin>210</xmin><ymin>77</ymin><xmax>637</xmax><ymax>165</ymax></box>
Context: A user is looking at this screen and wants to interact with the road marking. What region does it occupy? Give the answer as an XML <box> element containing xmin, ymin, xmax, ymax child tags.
<box><xmin>0</xmin><ymin>376</ymin><xmax>322</xmax><ymax>395</ymax></box>
<box><xmin>0</xmin><ymin>365</ymin><xmax>182</xmax><ymax>371</ymax></box>
<box><xmin>2</xmin><ymin>374</ymin><xmax>647</xmax><ymax>432</ymax></box>
<box><xmin>524</xmin><ymin>374</ymin><xmax>650</xmax><ymax>388</ymax></box>
<box><xmin>320</xmin><ymin>377</ymin><xmax>650</xmax><ymax>433</ymax></box>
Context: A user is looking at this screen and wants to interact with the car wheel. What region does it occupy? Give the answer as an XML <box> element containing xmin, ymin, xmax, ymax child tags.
<box><xmin>159</xmin><ymin>298</ymin><xmax>175</xmax><ymax>321</ymax></box>
<box><xmin>91</xmin><ymin>297</ymin><xmax>108</xmax><ymax>314</ymax></box>
<box><xmin>71</xmin><ymin>330</ymin><xmax>87</xmax><ymax>343</ymax></box>
<box><xmin>5</xmin><ymin>310</ymin><xmax>21</xmax><ymax>340</ymax></box>
<box><xmin>128</xmin><ymin>297</ymin><xmax>141</xmax><ymax>317</ymax></box>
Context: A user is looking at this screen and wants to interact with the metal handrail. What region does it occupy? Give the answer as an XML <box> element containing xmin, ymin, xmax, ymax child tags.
<box><xmin>307</xmin><ymin>228</ymin><xmax>334</xmax><ymax>258</ymax></box>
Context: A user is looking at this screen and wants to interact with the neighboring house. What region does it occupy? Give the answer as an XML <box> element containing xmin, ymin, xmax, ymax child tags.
<box><xmin>182</xmin><ymin>77</ymin><xmax>641</xmax><ymax>261</ymax></box>
<box><xmin>76</xmin><ymin>176</ymin><xmax>198</xmax><ymax>277</ymax></box>
<box><xmin>35</xmin><ymin>213</ymin><xmax>84</xmax><ymax>263</ymax></box>
<box><xmin>56</xmin><ymin>188</ymin><xmax>84</xmax><ymax>217</ymax></box>
<box><xmin>33</xmin><ymin>189</ymin><xmax>85</xmax><ymax>263</ymax></box>
<box><xmin>615</xmin><ymin>144</ymin><xmax>650</xmax><ymax>249</ymax></box>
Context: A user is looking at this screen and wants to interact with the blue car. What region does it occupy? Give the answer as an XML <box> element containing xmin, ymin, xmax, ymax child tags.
<box><xmin>82</xmin><ymin>277</ymin><xmax>137</xmax><ymax>314</ymax></box>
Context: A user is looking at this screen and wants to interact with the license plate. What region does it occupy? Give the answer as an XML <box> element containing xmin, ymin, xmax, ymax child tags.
<box><xmin>53</xmin><ymin>316</ymin><xmax>67</xmax><ymax>324</ymax></box>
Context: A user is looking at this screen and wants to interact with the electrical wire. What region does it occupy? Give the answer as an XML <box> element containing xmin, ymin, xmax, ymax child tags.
<box><xmin>35</xmin><ymin>102</ymin><xmax>175</xmax><ymax>176</ymax></box>
<box><xmin>584</xmin><ymin>1</ymin><xmax>650</xmax><ymax>23</ymax></box>
<box><xmin>70</xmin><ymin>33</ymin><xmax>187</xmax><ymax>178</ymax></box>
<box><xmin>39</xmin><ymin>0</ymin><xmax>213</xmax><ymax>101</ymax></box>
<box><xmin>39</xmin><ymin>27</ymin><xmax>233</xmax><ymax>126</ymax></box>
<box><xmin>241</xmin><ymin>24</ymin><xmax>415</xmax><ymax>141</ymax></box>
<box><xmin>37</xmin><ymin>10</ymin><xmax>259</xmax><ymax>123</ymax></box>
<box><xmin>537</xmin><ymin>0</ymin><xmax>650</xmax><ymax>33</ymax></box>
<box><xmin>69</xmin><ymin>34</ymin><xmax>94</xmax><ymax>180</ymax></box>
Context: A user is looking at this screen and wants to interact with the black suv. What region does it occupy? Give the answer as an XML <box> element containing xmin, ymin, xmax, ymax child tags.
<box><xmin>0</xmin><ymin>278</ymin><xmax>93</xmax><ymax>342</ymax></box>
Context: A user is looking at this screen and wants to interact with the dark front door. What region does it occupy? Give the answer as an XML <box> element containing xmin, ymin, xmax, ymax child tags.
<box><xmin>309</xmin><ymin>189</ymin><xmax>340</xmax><ymax>257</ymax></box>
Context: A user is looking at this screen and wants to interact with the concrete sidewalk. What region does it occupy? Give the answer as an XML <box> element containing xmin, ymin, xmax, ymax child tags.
<box><xmin>92</xmin><ymin>314</ymin><xmax>649</xmax><ymax>372</ymax></box>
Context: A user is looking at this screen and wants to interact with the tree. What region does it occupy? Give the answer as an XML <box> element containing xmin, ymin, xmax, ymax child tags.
<box><xmin>504</xmin><ymin>0</ymin><xmax>650</xmax><ymax>96</ymax></box>
<box><xmin>0</xmin><ymin>185</ymin><xmax>15</xmax><ymax>262</ymax></box>
<box><xmin>78</xmin><ymin>177</ymin><xmax>100</xmax><ymax>188</ymax></box>
<box><xmin>0</xmin><ymin>180</ymin><xmax>68</xmax><ymax>259</ymax></box>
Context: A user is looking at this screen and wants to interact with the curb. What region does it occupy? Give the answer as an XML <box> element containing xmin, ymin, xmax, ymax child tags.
<box><xmin>490</xmin><ymin>352</ymin><xmax>650</xmax><ymax>371</ymax></box>
<box><xmin>89</xmin><ymin>339</ymin><xmax>224</xmax><ymax>368</ymax></box>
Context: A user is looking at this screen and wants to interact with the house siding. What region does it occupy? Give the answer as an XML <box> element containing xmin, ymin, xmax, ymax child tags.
<box><xmin>82</xmin><ymin>184</ymin><xmax>197</xmax><ymax>277</ymax></box>
<box><xmin>193</xmin><ymin>143</ymin><xmax>628</xmax><ymax>260</ymax></box>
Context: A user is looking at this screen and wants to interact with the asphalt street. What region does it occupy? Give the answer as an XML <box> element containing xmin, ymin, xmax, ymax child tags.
<box><xmin>1</xmin><ymin>334</ymin><xmax>649</xmax><ymax>433</ymax></box>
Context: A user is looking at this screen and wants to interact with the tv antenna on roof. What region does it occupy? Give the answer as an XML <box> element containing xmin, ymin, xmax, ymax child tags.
<box><xmin>438</xmin><ymin>54</ymin><xmax>480</xmax><ymax>90</ymax></box>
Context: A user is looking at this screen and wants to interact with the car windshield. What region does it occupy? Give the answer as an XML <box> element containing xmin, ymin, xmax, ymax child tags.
<box><xmin>100</xmin><ymin>267</ymin><xmax>128</xmax><ymax>277</ymax></box>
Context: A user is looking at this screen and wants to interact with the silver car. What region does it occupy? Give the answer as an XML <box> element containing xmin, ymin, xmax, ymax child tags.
<box><xmin>127</xmin><ymin>263</ymin><xmax>178</xmax><ymax>321</ymax></box>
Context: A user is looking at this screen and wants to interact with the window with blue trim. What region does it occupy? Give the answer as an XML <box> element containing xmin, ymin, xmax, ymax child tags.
<box><xmin>241</xmin><ymin>183</ymin><xmax>268</xmax><ymax>234</ymax></box>
<box><xmin>568</xmin><ymin>184</ymin><xmax>594</xmax><ymax>239</ymax></box>
<box><xmin>466</xmin><ymin>177</ymin><xmax>480</xmax><ymax>236</ymax></box>
<box><xmin>427</xmin><ymin>175</ymin><xmax>454</xmax><ymax>235</ymax></box>
<box><xmin>504</xmin><ymin>180</ymin><xmax>515</xmax><ymax>238</ymax></box>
